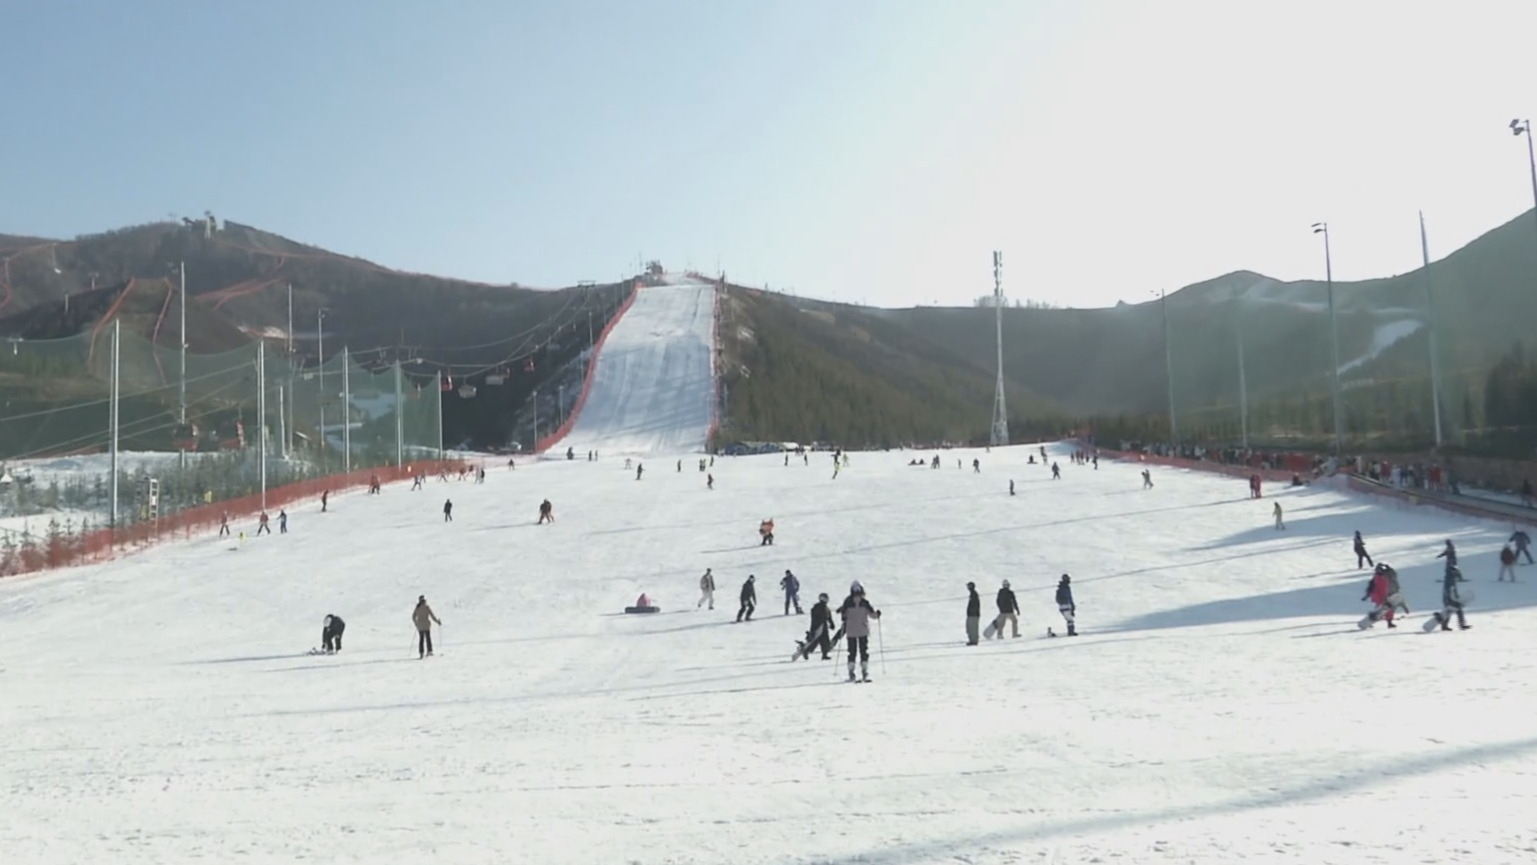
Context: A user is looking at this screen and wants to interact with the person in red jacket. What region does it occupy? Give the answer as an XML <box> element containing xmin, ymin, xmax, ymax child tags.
<box><xmin>1358</xmin><ymin>563</ymin><xmax>1404</xmax><ymax>629</ymax></box>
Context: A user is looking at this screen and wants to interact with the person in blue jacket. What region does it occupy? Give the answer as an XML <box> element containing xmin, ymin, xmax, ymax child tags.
<box><xmin>780</xmin><ymin>569</ymin><xmax>803</xmax><ymax>615</ymax></box>
<box><xmin>1055</xmin><ymin>574</ymin><xmax>1077</xmax><ymax>636</ymax></box>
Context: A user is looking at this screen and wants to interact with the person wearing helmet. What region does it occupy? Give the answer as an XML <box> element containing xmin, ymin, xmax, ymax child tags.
<box><xmin>989</xmin><ymin>579</ymin><xmax>1020</xmax><ymax>639</ymax></box>
<box><xmin>780</xmin><ymin>569</ymin><xmax>803</xmax><ymax>616</ymax></box>
<box><xmin>965</xmin><ymin>581</ymin><xmax>981</xmax><ymax>645</ymax></box>
<box><xmin>736</xmin><ymin>575</ymin><xmax>757</xmax><ymax>623</ymax></box>
<box><xmin>837</xmin><ymin>583</ymin><xmax>882</xmax><ymax>682</ymax></box>
<box><xmin>797</xmin><ymin>592</ymin><xmax>836</xmax><ymax>661</ymax></box>
<box><xmin>1055</xmin><ymin>575</ymin><xmax>1077</xmax><ymax>637</ymax></box>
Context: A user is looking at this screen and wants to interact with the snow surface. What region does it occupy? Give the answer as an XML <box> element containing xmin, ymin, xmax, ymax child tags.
<box><xmin>1340</xmin><ymin>319</ymin><xmax>1424</xmax><ymax>374</ymax></box>
<box><xmin>4</xmin><ymin>446</ymin><xmax>1537</xmax><ymax>863</ymax></box>
<box><xmin>552</xmin><ymin>282</ymin><xmax>716</xmax><ymax>457</ymax></box>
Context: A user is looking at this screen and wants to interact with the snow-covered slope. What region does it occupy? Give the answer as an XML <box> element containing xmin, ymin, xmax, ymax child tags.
<box><xmin>3</xmin><ymin>447</ymin><xmax>1536</xmax><ymax>863</ymax></box>
<box><xmin>554</xmin><ymin>282</ymin><xmax>715</xmax><ymax>456</ymax></box>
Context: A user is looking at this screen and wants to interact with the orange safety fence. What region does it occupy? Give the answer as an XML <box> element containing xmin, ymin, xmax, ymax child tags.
<box><xmin>533</xmin><ymin>280</ymin><xmax>640</xmax><ymax>453</ymax></box>
<box><xmin>0</xmin><ymin>459</ymin><xmax>466</xmax><ymax>579</ymax></box>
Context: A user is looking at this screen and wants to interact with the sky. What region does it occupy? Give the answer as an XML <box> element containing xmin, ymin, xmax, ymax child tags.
<box><xmin>2</xmin><ymin>0</ymin><xmax>1536</xmax><ymax>309</ymax></box>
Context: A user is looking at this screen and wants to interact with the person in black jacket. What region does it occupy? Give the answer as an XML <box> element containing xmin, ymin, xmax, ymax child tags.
<box><xmin>798</xmin><ymin>593</ymin><xmax>835</xmax><ymax>660</ymax></box>
<box><xmin>1431</xmin><ymin>566</ymin><xmax>1471</xmax><ymax>631</ymax></box>
<box><xmin>991</xmin><ymin>580</ymin><xmax>1020</xmax><ymax>639</ymax></box>
<box><xmin>736</xmin><ymin>575</ymin><xmax>757</xmax><ymax>622</ymax></box>
<box><xmin>965</xmin><ymin>582</ymin><xmax>981</xmax><ymax>645</ymax></box>
<box><xmin>321</xmin><ymin>614</ymin><xmax>345</xmax><ymax>653</ymax></box>
<box><xmin>1055</xmin><ymin>574</ymin><xmax>1077</xmax><ymax>636</ymax></box>
<box><xmin>1353</xmin><ymin>531</ymin><xmax>1372</xmax><ymax>569</ymax></box>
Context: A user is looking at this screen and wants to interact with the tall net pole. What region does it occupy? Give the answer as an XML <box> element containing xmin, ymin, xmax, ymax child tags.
<box><xmin>989</xmin><ymin>251</ymin><xmax>1009</xmax><ymax>446</ymax></box>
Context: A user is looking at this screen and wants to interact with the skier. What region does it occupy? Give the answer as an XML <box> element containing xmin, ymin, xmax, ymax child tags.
<box><xmin>219</xmin><ymin>511</ymin><xmax>230</xmax><ymax>537</ymax></box>
<box><xmin>538</xmin><ymin>499</ymin><xmax>554</xmax><ymax>524</ymax></box>
<box><xmin>1142</xmin><ymin>469</ymin><xmax>1153</xmax><ymax>489</ymax></box>
<box><xmin>278</xmin><ymin>510</ymin><xmax>288</xmax><ymax>534</ymax></box>
<box><xmin>707</xmin><ymin>473</ymin><xmax>714</xmax><ymax>490</ymax></box>
<box><xmin>759</xmin><ymin>518</ymin><xmax>775</xmax><ymax>546</ymax></box>
<box><xmin>1009</xmin><ymin>480</ymin><xmax>1015</xmax><ymax>496</ymax></box>
<box><xmin>412</xmin><ymin>474</ymin><xmax>424</xmax><ymax>491</ymax></box>
<box><xmin>798</xmin><ymin>592</ymin><xmax>836</xmax><ymax>660</ymax></box>
<box><xmin>736</xmin><ymin>575</ymin><xmax>757</xmax><ymax>622</ymax></box>
<box><xmin>677</xmin><ymin>460</ymin><xmax>682</xmax><ymax>472</ymax></box>
<box><xmin>321</xmin><ymin>614</ymin><xmax>345</xmax><ymax>653</ymax></box>
<box><xmin>972</xmin><ymin>458</ymin><xmax>980</xmax><ymax>474</ymax></box>
<box><xmin>257</xmin><ymin>511</ymin><xmax>271</xmax><ymax>535</ymax></box>
<box><xmin>991</xmin><ymin>579</ymin><xmax>1020</xmax><ymax>639</ymax></box>
<box><xmin>321</xmin><ymin>490</ymin><xmax>329</xmax><ymax>512</ymax></box>
<box><xmin>697</xmin><ymin>568</ymin><xmax>716</xmax><ymax>609</ymax></box>
<box><xmin>1436</xmin><ymin>539</ymin><xmax>1458</xmax><ymax>576</ymax></box>
<box><xmin>443</xmin><ymin>499</ymin><xmax>453</xmax><ymax>522</ymax></box>
<box><xmin>1353</xmin><ymin>531</ymin><xmax>1373</xmax><ymax>569</ymax></box>
<box><xmin>1498</xmin><ymin>545</ymin><xmax>1517</xmax><ymax>582</ymax></box>
<box><xmin>636</xmin><ymin>463</ymin><xmax>644</xmax><ymax>481</ymax></box>
<box><xmin>1510</xmin><ymin>529</ymin><xmax>1533</xmax><ymax>564</ymax></box>
<box><xmin>1051</xmin><ymin>462</ymin><xmax>1061</xmax><ymax>480</ymax></box>
<box><xmin>1428</xmin><ymin>567</ymin><xmax>1471</xmax><ymax>631</ymax></box>
<box><xmin>780</xmin><ymin>569</ymin><xmax>803</xmax><ymax>615</ymax></box>
<box><xmin>1054</xmin><ymin>574</ymin><xmax>1077</xmax><ymax>636</ymax></box>
<box><xmin>412</xmin><ymin>595</ymin><xmax>441</xmax><ymax>658</ymax></box>
<box><xmin>965</xmin><ymin>581</ymin><xmax>981</xmax><ymax>645</ymax></box>
<box><xmin>837</xmin><ymin>581</ymin><xmax>882</xmax><ymax>682</ymax></box>
<box><xmin>1273</xmin><ymin>501</ymin><xmax>1285</xmax><ymax>530</ymax></box>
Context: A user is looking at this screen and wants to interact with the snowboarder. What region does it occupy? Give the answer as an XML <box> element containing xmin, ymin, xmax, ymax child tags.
<box><xmin>278</xmin><ymin>510</ymin><xmax>288</xmax><ymax>534</ymax></box>
<box><xmin>990</xmin><ymin>579</ymin><xmax>1020</xmax><ymax>639</ymax></box>
<box><xmin>412</xmin><ymin>595</ymin><xmax>441</xmax><ymax>658</ymax></box>
<box><xmin>538</xmin><ymin>499</ymin><xmax>554</xmax><ymax>524</ymax></box>
<box><xmin>1273</xmin><ymin>501</ymin><xmax>1284</xmax><ymax>530</ymax></box>
<box><xmin>837</xmin><ymin>581</ymin><xmax>882</xmax><ymax>682</ymax></box>
<box><xmin>736</xmin><ymin>575</ymin><xmax>757</xmax><ymax>622</ymax></box>
<box><xmin>1428</xmin><ymin>567</ymin><xmax>1471</xmax><ymax>631</ymax></box>
<box><xmin>798</xmin><ymin>592</ymin><xmax>835</xmax><ymax>660</ymax></box>
<box><xmin>321</xmin><ymin>490</ymin><xmax>329</xmax><ymax>512</ymax></box>
<box><xmin>443</xmin><ymin>499</ymin><xmax>453</xmax><ymax>522</ymax></box>
<box><xmin>1142</xmin><ymin>469</ymin><xmax>1154</xmax><ymax>489</ymax></box>
<box><xmin>759</xmin><ymin>518</ymin><xmax>775</xmax><ymax>546</ymax></box>
<box><xmin>965</xmin><ymin>581</ymin><xmax>981</xmax><ymax>645</ymax></box>
<box><xmin>1054</xmin><ymin>574</ymin><xmax>1077</xmax><ymax>636</ymax></box>
<box><xmin>257</xmin><ymin>511</ymin><xmax>271</xmax><ymax>535</ymax></box>
<box><xmin>780</xmin><ymin>569</ymin><xmax>803</xmax><ymax>615</ymax></box>
<box><xmin>321</xmin><ymin>614</ymin><xmax>345</xmax><ymax>653</ymax></box>
<box><xmin>636</xmin><ymin>463</ymin><xmax>644</xmax><ymax>481</ymax></box>
<box><xmin>1353</xmin><ymin>531</ymin><xmax>1373</xmax><ymax>569</ymax></box>
<box><xmin>972</xmin><ymin>458</ymin><xmax>981</xmax><ymax>474</ymax></box>
<box><xmin>218</xmin><ymin>511</ymin><xmax>230</xmax><ymax>537</ymax></box>
<box><xmin>1008</xmin><ymin>480</ymin><xmax>1015</xmax><ymax>496</ymax></box>
<box><xmin>697</xmin><ymin>568</ymin><xmax>716</xmax><ymax>609</ymax></box>
<box><xmin>1051</xmin><ymin>462</ymin><xmax>1061</xmax><ymax>480</ymax></box>
<box><xmin>1510</xmin><ymin>529</ymin><xmax>1533</xmax><ymax>564</ymax></box>
<box><xmin>707</xmin><ymin>473</ymin><xmax>715</xmax><ymax>490</ymax></box>
<box><xmin>1436</xmin><ymin>539</ymin><xmax>1458</xmax><ymax>570</ymax></box>
<box><xmin>1498</xmin><ymin>545</ymin><xmax>1517</xmax><ymax>582</ymax></box>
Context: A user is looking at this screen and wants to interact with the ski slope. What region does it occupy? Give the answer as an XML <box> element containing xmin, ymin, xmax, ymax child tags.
<box><xmin>554</xmin><ymin>282</ymin><xmax>716</xmax><ymax>456</ymax></box>
<box><xmin>4</xmin><ymin>447</ymin><xmax>1537</xmax><ymax>863</ymax></box>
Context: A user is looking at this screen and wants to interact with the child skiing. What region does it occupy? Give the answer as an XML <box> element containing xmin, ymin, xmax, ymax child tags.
<box><xmin>1053</xmin><ymin>574</ymin><xmax>1077</xmax><ymax>636</ymax></box>
<box><xmin>837</xmin><ymin>581</ymin><xmax>882</xmax><ymax>682</ymax></box>
<box><xmin>321</xmin><ymin>614</ymin><xmax>345</xmax><ymax>653</ymax></box>
<box><xmin>758</xmin><ymin>518</ymin><xmax>775</xmax><ymax>546</ymax></box>
<box><xmin>780</xmin><ymin>569</ymin><xmax>803</xmax><ymax>615</ymax></box>
<box><xmin>736</xmin><ymin>575</ymin><xmax>757</xmax><ymax>622</ymax></box>
<box><xmin>278</xmin><ymin>510</ymin><xmax>288</xmax><ymax>534</ymax></box>
<box><xmin>697</xmin><ymin>568</ymin><xmax>716</xmax><ymax>609</ymax></box>
<box><xmin>412</xmin><ymin>595</ymin><xmax>442</xmax><ymax>658</ymax></box>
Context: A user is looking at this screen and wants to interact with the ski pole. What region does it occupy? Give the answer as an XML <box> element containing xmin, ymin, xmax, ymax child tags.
<box><xmin>877</xmin><ymin>616</ymin><xmax>887</xmax><ymax>677</ymax></box>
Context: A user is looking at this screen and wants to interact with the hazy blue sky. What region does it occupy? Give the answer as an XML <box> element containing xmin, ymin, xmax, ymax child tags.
<box><xmin>3</xmin><ymin>0</ymin><xmax>1535</xmax><ymax>308</ymax></box>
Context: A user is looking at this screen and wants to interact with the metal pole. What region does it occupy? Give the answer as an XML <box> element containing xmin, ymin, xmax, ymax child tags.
<box><xmin>286</xmin><ymin>283</ymin><xmax>293</xmax><ymax>357</ymax></box>
<box><xmin>109</xmin><ymin>319</ymin><xmax>120</xmax><ymax>530</ymax></box>
<box><xmin>1236</xmin><ymin>307</ymin><xmax>1249</xmax><ymax>450</ymax></box>
<box><xmin>1316</xmin><ymin>223</ymin><xmax>1344</xmax><ymax>456</ymax></box>
<box><xmin>178</xmin><ymin>262</ymin><xmax>186</xmax><ymax>425</ymax></box>
<box><xmin>533</xmin><ymin>388</ymin><xmax>540</xmax><ymax>450</ymax></box>
<box><xmin>257</xmin><ymin>340</ymin><xmax>267</xmax><ymax>509</ymax></box>
<box><xmin>278</xmin><ymin>383</ymin><xmax>286</xmax><ymax>461</ymax></box>
<box><xmin>1420</xmin><ymin>211</ymin><xmax>1443</xmax><ymax>447</ymax></box>
<box><xmin>989</xmin><ymin>251</ymin><xmax>1009</xmax><ymax>446</ymax></box>
<box><xmin>1162</xmin><ymin>290</ymin><xmax>1177</xmax><ymax>444</ymax></box>
<box><xmin>394</xmin><ymin>359</ymin><xmax>404</xmax><ymax>466</ymax></box>
<box><xmin>1520</xmin><ymin>119</ymin><xmax>1537</xmax><ymax>239</ymax></box>
<box><xmin>342</xmin><ymin>346</ymin><xmax>351</xmax><ymax>473</ymax></box>
<box><xmin>317</xmin><ymin>309</ymin><xmax>326</xmax><ymax>458</ymax></box>
<box><xmin>435</xmin><ymin>370</ymin><xmax>444</xmax><ymax>459</ymax></box>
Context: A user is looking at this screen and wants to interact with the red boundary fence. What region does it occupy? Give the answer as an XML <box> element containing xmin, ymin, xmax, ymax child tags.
<box><xmin>0</xmin><ymin>459</ymin><xmax>466</xmax><ymax>579</ymax></box>
<box><xmin>533</xmin><ymin>280</ymin><xmax>640</xmax><ymax>453</ymax></box>
<box><xmin>1092</xmin><ymin>446</ymin><xmax>1298</xmax><ymax>484</ymax></box>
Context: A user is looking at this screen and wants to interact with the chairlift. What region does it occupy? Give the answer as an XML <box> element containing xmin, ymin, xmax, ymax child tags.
<box><xmin>459</xmin><ymin>385</ymin><xmax>478</xmax><ymax>398</ymax></box>
<box><xmin>485</xmin><ymin>373</ymin><xmax>505</xmax><ymax>386</ymax></box>
<box><xmin>172</xmin><ymin>422</ymin><xmax>200</xmax><ymax>451</ymax></box>
<box><xmin>523</xmin><ymin>357</ymin><xmax>535</xmax><ymax>373</ymax></box>
<box><xmin>440</xmin><ymin>375</ymin><xmax>454</xmax><ymax>392</ymax></box>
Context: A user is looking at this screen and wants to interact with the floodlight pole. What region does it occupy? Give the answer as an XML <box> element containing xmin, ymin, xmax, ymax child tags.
<box><xmin>989</xmin><ymin>251</ymin><xmax>1009</xmax><ymax>446</ymax></box>
<box><xmin>1161</xmin><ymin>289</ymin><xmax>1177</xmax><ymax>444</ymax></box>
<box><xmin>1420</xmin><ymin>212</ymin><xmax>1444</xmax><ymax>447</ymax></box>
<box><xmin>1313</xmin><ymin>222</ymin><xmax>1343</xmax><ymax>456</ymax></box>
<box><xmin>1236</xmin><ymin>304</ymin><xmax>1248</xmax><ymax>450</ymax></box>
<box><xmin>178</xmin><ymin>261</ymin><xmax>187</xmax><ymax>425</ymax></box>
<box><xmin>1513</xmin><ymin>119</ymin><xmax>1537</xmax><ymax>243</ymax></box>
<box><xmin>317</xmin><ymin>308</ymin><xmax>328</xmax><ymax>458</ymax></box>
<box><xmin>257</xmin><ymin>340</ymin><xmax>267</xmax><ymax>509</ymax></box>
<box><xmin>342</xmin><ymin>346</ymin><xmax>351</xmax><ymax>473</ymax></box>
<box><xmin>109</xmin><ymin>319</ymin><xmax>120</xmax><ymax>530</ymax></box>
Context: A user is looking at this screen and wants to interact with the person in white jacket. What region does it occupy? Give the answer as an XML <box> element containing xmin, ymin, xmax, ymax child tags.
<box><xmin>697</xmin><ymin>568</ymin><xmax>716</xmax><ymax>610</ymax></box>
<box><xmin>836</xmin><ymin>581</ymin><xmax>883</xmax><ymax>682</ymax></box>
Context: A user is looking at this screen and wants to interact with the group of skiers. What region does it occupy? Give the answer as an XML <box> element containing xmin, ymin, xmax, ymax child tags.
<box><xmin>1354</xmin><ymin>533</ymin><xmax>1534</xmax><ymax>632</ymax></box>
<box><xmin>796</xmin><ymin>581</ymin><xmax>883</xmax><ymax>682</ymax></box>
<box><xmin>315</xmin><ymin>595</ymin><xmax>441</xmax><ymax>659</ymax></box>
<box><xmin>965</xmin><ymin>575</ymin><xmax>1076</xmax><ymax>643</ymax></box>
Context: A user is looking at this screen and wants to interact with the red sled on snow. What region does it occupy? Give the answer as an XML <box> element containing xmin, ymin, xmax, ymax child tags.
<box><xmin>624</xmin><ymin>593</ymin><xmax>660</xmax><ymax>614</ymax></box>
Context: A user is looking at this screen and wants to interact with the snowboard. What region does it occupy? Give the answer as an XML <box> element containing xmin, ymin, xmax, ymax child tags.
<box><xmin>983</xmin><ymin>620</ymin><xmax>998</xmax><ymax>640</ymax></box>
<box><xmin>1422</xmin><ymin>613</ymin><xmax>1445</xmax><ymax>633</ymax></box>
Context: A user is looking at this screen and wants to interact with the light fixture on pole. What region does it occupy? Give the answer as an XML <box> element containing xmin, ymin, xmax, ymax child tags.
<box><xmin>1312</xmin><ymin>222</ymin><xmax>1344</xmax><ymax>456</ymax></box>
<box><xmin>1512</xmin><ymin>119</ymin><xmax>1537</xmax><ymax>243</ymax></box>
<box><xmin>989</xmin><ymin>251</ymin><xmax>1009</xmax><ymax>446</ymax></box>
